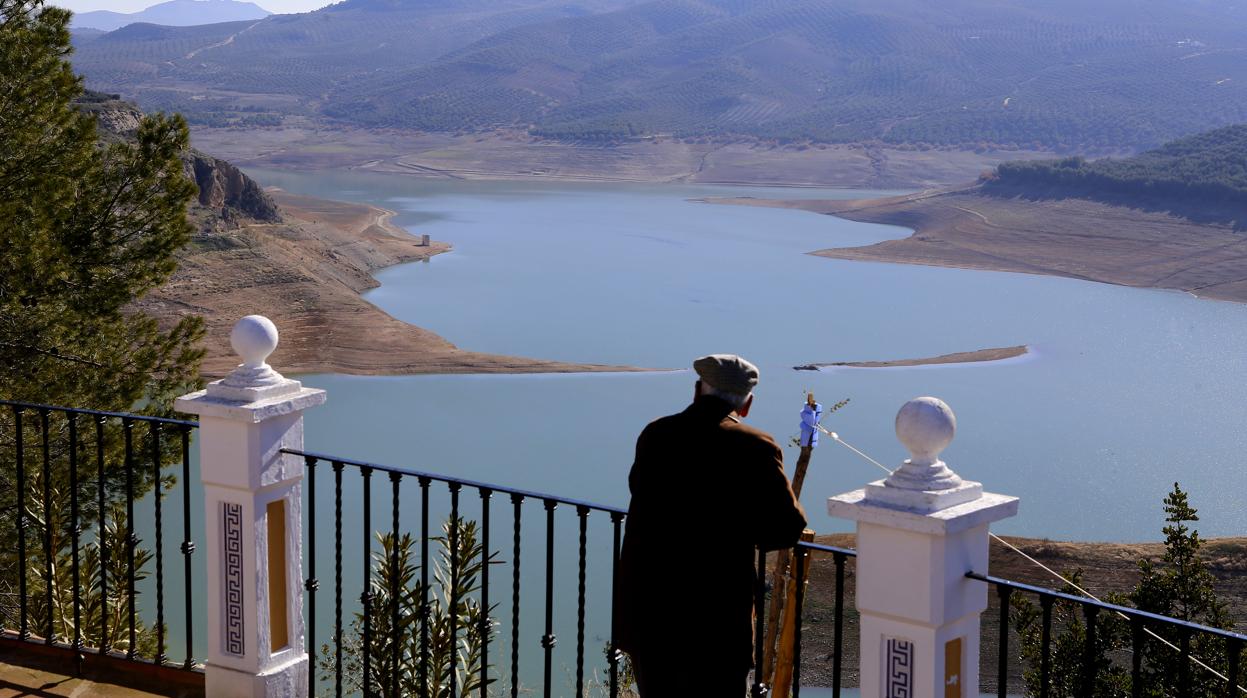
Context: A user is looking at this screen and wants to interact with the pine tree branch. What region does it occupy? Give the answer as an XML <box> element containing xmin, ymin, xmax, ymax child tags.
<box><xmin>0</xmin><ymin>340</ymin><xmax>106</xmax><ymax>368</ymax></box>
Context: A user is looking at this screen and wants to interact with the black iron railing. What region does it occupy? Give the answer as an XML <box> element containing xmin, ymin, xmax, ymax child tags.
<box><xmin>10</xmin><ymin>401</ymin><xmax>1244</xmax><ymax>698</ymax></box>
<box><xmin>0</xmin><ymin>399</ymin><xmax>201</xmax><ymax>672</ymax></box>
<box><xmin>284</xmin><ymin>448</ymin><xmax>630</xmax><ymax>698</ymax></box>
<box><xmin>290</xmin><ymin>445</ymin><xmax>862</xmax><ymax>698</ymax></box>
<box><xmin>969</xmin><ymin>571</ymin><xmax>1247</xmax><ymax>698</ymax></box>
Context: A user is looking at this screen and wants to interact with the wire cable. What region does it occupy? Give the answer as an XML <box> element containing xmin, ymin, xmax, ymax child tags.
<box><xmin>816</xmin><ymin>424</ymin><xmax>892</xmax><ymax>475</ymax></box>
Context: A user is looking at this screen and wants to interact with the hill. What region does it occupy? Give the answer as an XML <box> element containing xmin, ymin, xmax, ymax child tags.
<box><xmin>71</xmin><ymin>26</ymin><xmax>106</xmax><ymax>40</ymax></box>
<box><xmin>985</xmin><ymin>124</ymin><xmax>1247</xmax><ymax>224</ymax></box>
<box><xmin>70</xmin><ymin>0</ymin><xmax>1247</xmax><ymax>150</ymax></box>
<box><xmin>71</xmin><ymin>0</ymin><xmax>644</xmax><ymax>127</ymax></box>
<box><xmin>71</xmin><ymin>0</ymin><xmax>270</xmax><ymax>32</ymax></box>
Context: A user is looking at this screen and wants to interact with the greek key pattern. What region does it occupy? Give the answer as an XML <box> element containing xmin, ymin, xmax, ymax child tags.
<box><xmin>886</xmin><ymin>636</ymin><xmax>913</xmax><ymax>698</ymax></box>
<box><xmin>223</xmin><ymin>502</ymin><xmax>245</xmax><ymax>656</ymax></box>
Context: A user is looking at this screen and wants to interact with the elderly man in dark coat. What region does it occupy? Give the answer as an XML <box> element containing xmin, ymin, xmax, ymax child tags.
<box><xmin>613</xmin><ymin>354</ymin><xmax>808</xmax><ymax>696</ymax></box>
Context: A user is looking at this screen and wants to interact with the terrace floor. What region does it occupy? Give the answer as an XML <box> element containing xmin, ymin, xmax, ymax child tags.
<box><xmin>0</xmin><ymin>662</ymin><xmax>166</xmax><ymax>698</ymax></box>
<box><xmin>0</xmin><ymin>638</ymin><xmax>202</xmax><ymax>698</ymax></box>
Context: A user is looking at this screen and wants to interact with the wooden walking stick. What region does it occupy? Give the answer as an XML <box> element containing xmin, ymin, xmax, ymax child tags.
<box><xmin>761</xmin><ymin>444</ymin><xmax>814</xmax><ymax>685</ymax></box>
<box><xmin>773</xmin><ymin>529</ymin><xmax>816</xmax><ymax>698</ymax></box>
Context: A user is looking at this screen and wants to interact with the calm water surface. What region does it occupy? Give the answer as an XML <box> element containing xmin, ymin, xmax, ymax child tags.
<box><xmin>164</xmin><ymin>168</ymin><xmax>1247</xmax><ymax>693</ymax></box>
<box><xmin>247</xmin><ymin>168</ymin><xmax>1247</xmax><ymax>542</ymax></box>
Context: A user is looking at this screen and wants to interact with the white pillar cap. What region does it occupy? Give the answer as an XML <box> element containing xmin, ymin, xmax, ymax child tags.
<box><xmin>860</xmin><ymin>396</ymin><xmax>982</xmax><ymax>513</ymax></box>
<box><xmin>231</xmin><ymin>314</ymin><xmax>279</xmax><ymax>370</ymax></box>
<box><xmin>886</xmin><ymin>396</ymin><xmax>965</xmax><ymax>491</ymax></box>
<box><xmin>176</xmin><ymin>316</ymin><xmax>326</xmax><ymax>421</ymax></box>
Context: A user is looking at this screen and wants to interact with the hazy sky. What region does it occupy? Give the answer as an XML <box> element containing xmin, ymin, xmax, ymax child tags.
<box><xmin>55</xmin><ymin>0</ymin><xmax>329</xmax><ymax>15</ymax></box>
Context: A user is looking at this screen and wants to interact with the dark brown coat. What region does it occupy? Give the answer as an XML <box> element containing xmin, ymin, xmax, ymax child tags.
<box><xmin>613</xmin><ymin>395</ymin><xmax>808</xmax><ymax>676</ymax></box>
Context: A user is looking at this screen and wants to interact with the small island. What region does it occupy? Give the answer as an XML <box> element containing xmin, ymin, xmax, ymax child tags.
<box><xmin>795</xmin><ymin>345</ymin><xmax>1028</xmax><ymax>370</ymax></box>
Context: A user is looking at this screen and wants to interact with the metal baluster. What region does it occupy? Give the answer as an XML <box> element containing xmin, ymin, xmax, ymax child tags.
<box><xmin>510</xmin><ymin>493</ymin><xmax>523</xmax><ymax>698</ymax></box>
<box><xmin>95</xmin><ymin>416</ymin><xmax>107</xmax><ymax>652</ymax></box>
<box><xmin>540</xmin><ymin>499</ymin><xmax>557</xmax><ymax>698</ymax></box>
<box><xmin>1179</xmin><ymin>629</ymin><xmax>1192</xmax><ymax>698</ymax></box>
<box><xmin>180</xmin><ymin>427</ymin><xmax>195</xmax><ymax>669</ymax></box>
<box><xmin>449</xmin><ymin>483</ymin><xmax>461</xmax><ymax>698</ymax></box>
<box><xmin>1082</xmin><ymin>604</ymin><xmax>1099</xmax><ymax>696</ymax></box>
<box><xmin>574</xmin><ymin>506</ymin><xmax>588</xmax><ymax>698</ymax></box>
<box><xmin>479</xmin><ymin>487</ymin><xmax>492</xmax><ymax>698</ymax></box>
<box><xmin>333</xmin><ymin>460</ymin><xmax>344</xmax><ymax>698</ymax></box>
<box><xmin>997</xmin><ymin>585</ymin><xmax>1012</xmax><ymax>698</ymax></box>
<box><xmin>1039</xmin><ymin>595</ymin><xmax>1054</xmax><ymax>698</ymax></box>
<box><xmin>832</xmin><ymin>552</ymin><xmax>845</xmax><ymax>698</ymax></box>
<box><xmin>751</xmin><ymin>548</ymin><xmax>768</xmax><ymax>698</ymax></box>
<box><xmin>792</xmin><ymin>546</ymin><xmax>807</xmax><ymax>698</ymax></box>
<box><xmin>1227</xmin><ymin>637</ymin><xmax>1242</xmax><ymax>698</ymax></box>
<box><xmin>1130</xmin><ymin>617</ymin><xmax>1144</xmax><ymax>698</ymax></box>
<box><xmin>69</xmin><ymin>414</ymin><xmax>82</xmax><ymax>671</ymax></box>
<box><xmin>304</xmin><ymin>456</ymin><xmax>318</xmax><ymax>691</ymax></box>
<box><xmin>41</xmin><ymin>409</ymin><xmax>52</xmax><ymax>644</ymax></box>
<box><xmin>389</xmin><ymin>472</ymin><xmax>401</xmax><ymax>698</ymax></box>
<box><xmin>361</xmin><ymin>466</ymin><xmax>373</xmax><ymax>697</ymax></box>
<box><xmin>419</xmin><ymin>477</ymin><xmax>431</xmax><ymax>698</ymax></box>
<box><xmin>608</xmin><ymin>512</ymin><xmax>623</xmax><ymax>698</ymax></box>
<box><xmin>14</xmin><ymin>407</ymin><xmax>28</xmax><ymax>641</ymax></box>
<box><xmin>151</xmin><ymin>423</ymin><xmax>166</xmax><ymax>665</ymax></box>
<box><xmin>123</xmin><ymin>418</ymin><xmax>137</xmax><ymax>659</ymax></box>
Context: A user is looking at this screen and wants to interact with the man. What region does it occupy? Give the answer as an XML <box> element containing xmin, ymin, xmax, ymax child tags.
<box><xmin>614</xmin><ymin>354</ymin><xmax>808</xmax><ymax>696</ymax></box>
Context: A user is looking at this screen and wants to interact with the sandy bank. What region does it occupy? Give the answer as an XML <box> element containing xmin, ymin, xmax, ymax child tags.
<box><xmin>795</xmin><ymin>345</ymin><xmax>1028</xmax><ymax>370</ymax></box>
<box><xmin>140</xmin><ymin>190</ymin><xmax>639</xmax><ymax>377</ymax></box>
<box><xmin>711</xmin><ymin>188</ymin><xmax>1247</xmax><ymax>305</ymax></box>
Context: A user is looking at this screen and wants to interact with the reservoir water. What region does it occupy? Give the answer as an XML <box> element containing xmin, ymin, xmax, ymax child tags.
<box><xmin>247</xmin><ymin>168</ymin><xmax>1247</xmax><ymax>543</ymax></box>
<box><xmin>142</xmin><ymin>168</ymin><xmax>1247</xmax><ymax>692</ymax></box>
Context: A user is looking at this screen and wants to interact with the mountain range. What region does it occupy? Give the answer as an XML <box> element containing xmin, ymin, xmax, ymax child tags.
<box><xmin>71</xmin><ymin>0</ymin><xmax>269</xmax><ymax>32</ymax></box>
<box><xmin>70</xmin><ymin>0</ymin><xmax>1247</xmax><ymax>151</ymax></box>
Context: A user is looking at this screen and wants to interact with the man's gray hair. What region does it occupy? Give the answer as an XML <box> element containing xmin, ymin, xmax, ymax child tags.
<box><xmin>699</xmin><ymin>379</ymin><xmax>752</xmax><ymax>409</ymax></box>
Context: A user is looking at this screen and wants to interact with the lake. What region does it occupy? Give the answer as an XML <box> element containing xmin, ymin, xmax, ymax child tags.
<box><xmin>143</xmin><ymin>168</ymin><xmax>1247</xmax><ymax>692</ymax></box>
<box><xmin>246</xmin><ymin>168</ymin><xmax>1247</xmax><ymax>543</ymax></box>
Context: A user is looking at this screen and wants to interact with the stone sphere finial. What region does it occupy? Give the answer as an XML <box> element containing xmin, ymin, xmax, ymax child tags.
<box><xmin>230</xmin><ymin>315</ymin><xmax>279</xmax><ymax>370</ymax></box>
<box><xmin>895</xmin><ymin>396</ymin><xmax>956</xmax><ymax>467</ymax></box>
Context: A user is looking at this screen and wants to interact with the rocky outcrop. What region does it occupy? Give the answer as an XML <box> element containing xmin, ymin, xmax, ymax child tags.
<box><xmin>90</xmin><ymin>101</ymin><xmax>142</xmax><ymax>136</ymax></box>
<box><xmin>76</xmin><ymin>90</ymin><xmax>142</xmax><ymax>140</ymax></box>
<box><xmin>185</xmin><ymin>150</ymin><xmax>281</xmax><ymax>222</ymax></box>
<box><xmin>77</xmin><ymin>91</ymin><xmax>281</xmax><ymax>224</ymax></box>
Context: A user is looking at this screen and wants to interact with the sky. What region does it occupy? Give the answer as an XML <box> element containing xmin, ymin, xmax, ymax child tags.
<box><xmin>54</xmin><ymin>0</ymin><xmax>329</xmax><ymax>15</ymax></box>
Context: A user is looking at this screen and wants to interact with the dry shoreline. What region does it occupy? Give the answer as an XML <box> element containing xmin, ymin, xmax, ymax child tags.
<box><xmin>142</xmin><ymin>190</ymin><xmax>643</xmax><ymax>377</ymax></box>
<box><xmin>191</xmin><ymin>127</ymin><xmax>1054</xmax><ymax>191</ymax></box>
<box><xmin>710</xmin><ymin>188</ymin><xmax>1247</xmax><ymax>305</ymax></box>
<box><xmin>795</xmin><ymin>345</ymin><xmax>1028</xmax><ymax>370</ymax></box>
<box><xmin>166</xmin><ymin>157</ymin><xmax>1246</xmax><ymax>377</ymax></box>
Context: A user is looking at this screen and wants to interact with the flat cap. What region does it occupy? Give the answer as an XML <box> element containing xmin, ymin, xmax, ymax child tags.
<box><xmin>694</xmin><ymin>354</ymin><xmax>759</xmax><ymax>396</ymax></box>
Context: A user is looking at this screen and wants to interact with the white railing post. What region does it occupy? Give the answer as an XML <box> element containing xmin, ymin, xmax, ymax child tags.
<box><xmin>177</xmin><ymin>316</ymin><xmax>326</xmax><ymax>697</ymax></box>
<box><xmin>828</xmin><ymin>397</ymin><xmax>1018</xmax><ymax>698</ymax></box>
